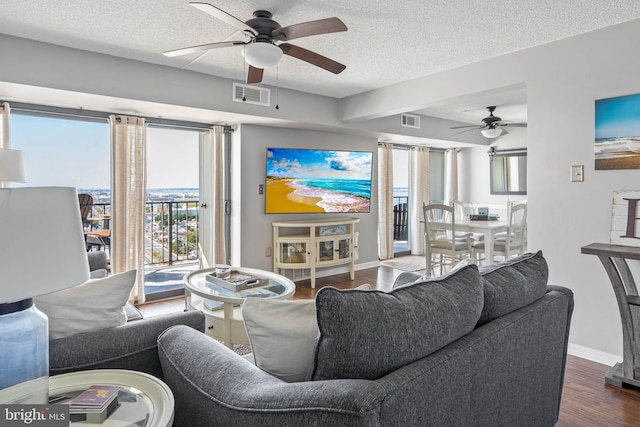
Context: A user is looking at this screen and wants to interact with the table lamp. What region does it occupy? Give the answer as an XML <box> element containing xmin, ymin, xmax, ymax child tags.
<box><xmin>0</xmin><ymin>187</ymin><xmax>90</xmax><ymax>403</ymax></box>
<box><xmin>0</xmin><ymin>148</ymin><xmax>26</xmax><ymax>185</ymax></box>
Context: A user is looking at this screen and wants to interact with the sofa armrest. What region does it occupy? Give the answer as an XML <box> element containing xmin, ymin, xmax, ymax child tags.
<box><xmin>50</xmin><ymin>310</ymin><xmax>204</xmax><ymax>379</ymax></box>
<box><xmin>158</xmin><ymin>325</ymin><xmax>386</xmax><ymax>427</ymax></box>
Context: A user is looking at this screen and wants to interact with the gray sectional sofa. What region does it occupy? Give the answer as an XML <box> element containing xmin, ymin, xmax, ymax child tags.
<box><xmin>157</xmin><ymin>251</ymin><xmax>574</xmax><ymax>427</ymax></box>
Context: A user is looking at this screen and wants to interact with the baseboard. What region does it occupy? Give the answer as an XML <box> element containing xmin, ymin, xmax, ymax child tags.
<box><xmin>277</xmin><ymin>261</ymin><xmax>381</xmax><ymax>283</ymax></box>
<box><xmin>567</xmin><ymin>343</ymin><xmax>621</xmax><ymax>367</ymax></box>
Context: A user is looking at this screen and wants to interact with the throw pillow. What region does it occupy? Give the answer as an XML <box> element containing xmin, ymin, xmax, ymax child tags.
<box><xmin>477</xmin><ymin>250</ymin><xmax>548</xmax><ymax>326</ymax></box>
<box><xmin>242</xmin><ymin>298</ymin><xmax>318</xmax><ymax>382</ymax></box>
<box><xmin>392</xmin><ymin>271</ymin><xmax>424</xmax><ymax>288</ymax></box>
<box><xmin>241</xmin><ymin>283</ymin><xmax>372</xmax><ymax>383</ymax></box>
<box><xmin>312</xmin><ymin>265</ymin><xmax>483</xmax><ymax>381</ymax></box>
<box><xmin>34</xmin><ymin>270</ymin><xmax>136</xmax><ymax>339</ymax></box>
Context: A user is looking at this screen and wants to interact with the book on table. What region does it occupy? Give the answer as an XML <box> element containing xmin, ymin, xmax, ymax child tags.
<box><xmin>69</xmin><ymin>384</ymin><xmax>119</xmax><ymax>412</ymax></box>
<box><xmin>206</xmin><ymin>271</ymin><xmax>261</xmax><ymax>291</ymax></box>
<box><xmin>69</xmin><ymin>384</ymin><xmax>121</xmax><ymax>423</ymax></box>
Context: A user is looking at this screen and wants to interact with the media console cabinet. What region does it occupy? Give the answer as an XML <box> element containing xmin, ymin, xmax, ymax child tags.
<box><xmin>272</xmin><ymin>217</ymin><xmax>359</xmax><ymax>288</ymax></box>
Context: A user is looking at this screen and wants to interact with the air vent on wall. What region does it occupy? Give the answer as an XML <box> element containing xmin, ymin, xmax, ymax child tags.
<box><xmin>233</xmin><ymin>83</ymin><xmax>270</xmax><ymax>107</ymax></box>
<box><xmin>401</xmin><ymin>113</ymin><xmax>420</xmax><ymax>129</ymax></box>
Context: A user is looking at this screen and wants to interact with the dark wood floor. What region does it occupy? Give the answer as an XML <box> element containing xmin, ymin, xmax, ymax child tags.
<box><xmin>139</xmin><ymin>265</ymin><xmax>640</xmax><ymax>426</ymax></box>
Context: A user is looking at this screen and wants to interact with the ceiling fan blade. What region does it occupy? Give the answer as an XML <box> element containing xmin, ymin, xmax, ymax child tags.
<box><xmin>163</xmin><ymin>41</ymin><xmax>244</xmax><ymax>57</ymax></box>
<box><xmin>279</xmin><ymin>43</ymin><xmax>346</xmax><ymax>74</ymax></box>
<box><xmin>189</xmin><ymin>2</ymin><xmax>257</xmax><ymax>36</ymax></box>
<box><xmin>450</xmin><ymin>124</ymin><xmax>480</xmax><ymax>129</ymax></box>
<box><xmin>272</xmin><ymin>17</ymin><xmax>347</xmax><ymax>41</ymax></box>
<box><xmin>500</xmin><ymin>123</ymin><xmax>527</xmax><ymax>128</ymax></box>
<box><xmin>454</xmin><ymin>127</ymin><xmax>482</xmax><ymax>135</ymax></box>
<box><xmin>247</xmin><ymin>66</ymin><xmax>264</xmax><ymax>84</ymax></box>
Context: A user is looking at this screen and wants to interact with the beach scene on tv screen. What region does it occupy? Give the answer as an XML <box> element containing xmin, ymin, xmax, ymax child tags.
<box><xmin>266</xmin><ymin>148</ymin><xmax>372</xmax><ymax>213</ymax></box>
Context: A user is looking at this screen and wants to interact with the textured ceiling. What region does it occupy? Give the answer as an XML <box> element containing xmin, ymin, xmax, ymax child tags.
<box><xmin>1</xmin><ymin>0</ymin><xmax>640</xmax><ymax>123</ymax></box>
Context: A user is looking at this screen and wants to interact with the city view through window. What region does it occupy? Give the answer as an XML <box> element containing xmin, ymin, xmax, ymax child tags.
<box><xmin>11</xmin><ymin>114</ymin><xmax>200</xmax><ymax>298</ymax></box>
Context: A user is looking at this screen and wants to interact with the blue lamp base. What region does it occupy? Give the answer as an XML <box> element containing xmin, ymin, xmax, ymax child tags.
<box><xmin>0</xmin><ymin>299</ymin><xmax>49</xmax><ymax>404</ymax></box>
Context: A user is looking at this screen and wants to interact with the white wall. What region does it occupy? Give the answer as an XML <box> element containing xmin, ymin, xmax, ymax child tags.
<box><xmin>526</xmin><ymin>22</ymin><xmax>640</xmax><ymax>362</ymax></box>
<box><xmin>235</xmin><ymin>125</ymin><xmax>380</xmax><ymax>276</ymax></box>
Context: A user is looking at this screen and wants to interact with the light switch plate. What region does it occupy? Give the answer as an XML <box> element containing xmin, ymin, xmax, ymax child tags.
<box><xmin>571</xmin><ymin>165</ymin><xmax>584</xmax><ymax>182</ymax></box>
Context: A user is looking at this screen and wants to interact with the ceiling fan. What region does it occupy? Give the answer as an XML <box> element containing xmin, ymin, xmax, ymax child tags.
<box><xmin>164</xmin><ymin>2</ymin><xmax>347</xmax><ymax>84</ymax></box>
<box><xmin>450</xmin><ymin>106</ymin><xmax>527</xmax><ymax>138</ymax></box>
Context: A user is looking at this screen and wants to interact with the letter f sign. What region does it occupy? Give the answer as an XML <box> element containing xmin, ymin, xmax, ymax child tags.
<box><xmin>622</xmin><ymin>198</ymin><xmax>640</xmax><ymax>239</ymax></box>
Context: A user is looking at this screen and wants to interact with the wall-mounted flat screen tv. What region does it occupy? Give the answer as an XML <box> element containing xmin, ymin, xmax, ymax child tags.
<box><xmin>265</xmin><ymin>148</ymin><xmax>373</xmax><ymax>214</ymax></box>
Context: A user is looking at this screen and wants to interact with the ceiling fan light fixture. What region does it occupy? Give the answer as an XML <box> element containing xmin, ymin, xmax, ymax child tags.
<box><xmin>481</xmin><ymin>127</ymin><xmax>504</xmax><ymax>139</ymax></box>
<box><xmin>242</xmin><ymin>42</ymin><xmax>283</xmax><ymax>69</ymax></box>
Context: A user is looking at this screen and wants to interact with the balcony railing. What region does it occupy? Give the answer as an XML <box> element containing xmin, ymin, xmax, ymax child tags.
<box><xmin>146</xmin><ymin>200</ymin><xmax>199</xmax><ymax>266</ymax></box>
<box><xmin>82</xmin><ymin>200</ymin><xmax>200</xmax><ymax>266</ymax></box>
<box><xmin>393</xmin><ymin>196</ymin><xmax>409</xmax><ymax>241</ymax></box>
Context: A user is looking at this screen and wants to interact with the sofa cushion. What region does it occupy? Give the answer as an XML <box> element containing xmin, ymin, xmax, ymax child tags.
<box><xmin>312</xmin><ymin>265</ymin><xmax>483</xmax><ymax>381</ymax></box>
<box><xmin>241</xmin><ymin>284</ymin><xmax>372</xmax><ymax>383</ymax></box>
<box><xmin>477</xmin><ymin>250</ymin><xmax>548</xmax><ymax>326</ymax></box>
<box><xmin>34</xmin><ymin>270</ymin><xmax>136</xmax><ymax>339</ymax></box>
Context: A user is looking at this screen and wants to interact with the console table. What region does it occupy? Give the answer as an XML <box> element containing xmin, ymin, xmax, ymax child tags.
<box><xmin>581</xmin><ymin>242</ymin><xmax>640</xmax><ymax>388</ymax></box>
<box><xmin>273</xmin><ymin>218</ymin><xmax>359</xmax><ymax>288</ymax></box>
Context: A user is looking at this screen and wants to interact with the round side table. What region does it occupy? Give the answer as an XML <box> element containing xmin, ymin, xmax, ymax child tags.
<box><xmin>48</xmin><ymin>369</ymin><xmax>174</xmax><ymax>427</ymax></box>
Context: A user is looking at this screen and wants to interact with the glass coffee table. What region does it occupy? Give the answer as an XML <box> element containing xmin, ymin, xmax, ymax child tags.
<box><xmin>183</xmin><ymin>267</ymin><xmax>295</xmax><ymax>348</ymax></box>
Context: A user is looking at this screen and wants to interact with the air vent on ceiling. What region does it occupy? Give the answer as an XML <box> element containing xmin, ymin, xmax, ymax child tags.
<box><xmin>233</xmin><ymin>83</ymin><xmax>270</xmax><ymax>107</ymax></box>
<box><xmin>401</xmin><ymin>113</ymin><xmax>420</xmax><ymax>129</ymax></box>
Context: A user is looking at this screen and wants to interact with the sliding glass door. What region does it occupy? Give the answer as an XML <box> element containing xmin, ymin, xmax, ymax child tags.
<box><xmin>392</xmin><ymin>148</ymin><xmax>410</xmax><ymax>255</ymax></box>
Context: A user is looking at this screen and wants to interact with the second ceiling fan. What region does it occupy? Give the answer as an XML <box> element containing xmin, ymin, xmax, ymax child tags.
<box><xmin>450</xmin><ymin>106</ymin><xmax>527</xmax><ymax>138</ymax></box>
<box><xmin>164</xmin><ymin>2</ymin><xmax>348</xmax><ymax>84</ymax></box>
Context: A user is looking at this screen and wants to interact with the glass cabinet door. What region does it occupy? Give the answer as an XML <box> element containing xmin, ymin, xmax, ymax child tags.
<box><xmin>337</xmin><ymin>237</ymin><xmax>352</xmax><ymax>261</ymax></box>
<box><xmin>279</xmin><ymin>242</ymin><xmax>308</xmax><ymax>265</ymax></box>
<box><xmin>317</xmin><ymin>239</ymin><xmax>335</xmax><ymax>263</ymax></box>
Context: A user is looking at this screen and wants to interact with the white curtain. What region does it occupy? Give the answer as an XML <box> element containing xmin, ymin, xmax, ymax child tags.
<box><xmin>445</xmin><ymin>149</ymin><xmax>459</xmax><ymax>203</ymax></box>
<box><xmin>409</xmin><ymin>146</ymin><xmax>430</xmax><ymax>255</ymax></box>
<box><xmin>109</xmin><ymin>115</ymin><xmax>147</xmax><ymax>303</ymax></box>
<box><xmin>0</xmin><ymin>102</ymin><xmax>9</xmax><ymax>149</ymax></box>
<box><xmin>377</xmin><ymin>142</ymin><xmax>394</xmax><ymax>260</ymax></box>
<box><xmin>0</xmin><ymin>103</ymin><xmax>10</xmax><ymax>189</ymax></box>
<box><xmin>198</xmin><ymin>126</ymin><xmax>226</xmax><ymax>268</ymax></box>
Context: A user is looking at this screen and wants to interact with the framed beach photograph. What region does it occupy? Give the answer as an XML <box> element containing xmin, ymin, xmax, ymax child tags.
<box><xmin>595</xmin><ymin>93</ymin><xmax>640</xmax><ymax>170</ymax></box>
<box><xmin>265</xmin><ymin>148</ymin><xmax>373</xmax><ymax>214</ymax></box>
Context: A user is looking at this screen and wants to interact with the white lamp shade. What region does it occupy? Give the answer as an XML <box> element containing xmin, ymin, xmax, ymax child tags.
<box><xmin>481</xmin><ymin>127</ymin><xmax>504</xmax><ymax>139</ymax></box>
<box><xmin>0</xmin><ymin>149</ymin><xmax>26</xmax><ymax>183</ymax></box>
<box><xmin>242</xmin><ymin>42</ymin><xmax>283</xmax><ymax>69</ymax></box>
<box><xmin>0</xmin><ymin>187</ymin><xmax>90</xmax><ymax>303</ymax></box>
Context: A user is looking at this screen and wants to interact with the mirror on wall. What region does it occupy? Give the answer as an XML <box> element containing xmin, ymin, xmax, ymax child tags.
<box><xmin>489</xmin><ymin>149</ymin><xmax>527</xmax><ymax>195</ymax></box>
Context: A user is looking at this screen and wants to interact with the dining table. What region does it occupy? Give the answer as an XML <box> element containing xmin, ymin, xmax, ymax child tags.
<box><xmin>454</xmin><ymin>218</ymin><xmax>509</xmax><ymax>263</ymax></box>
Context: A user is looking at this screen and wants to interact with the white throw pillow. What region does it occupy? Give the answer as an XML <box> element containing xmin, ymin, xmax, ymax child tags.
<box><xmin>241</xmin><ymin>283</ymin><xmax>371</xmax><ymax>382</ymax></box>
<box><xmin>34</xmin><ymin>270</ymin><xmax>136</xmax><ymax>339</ymax></box>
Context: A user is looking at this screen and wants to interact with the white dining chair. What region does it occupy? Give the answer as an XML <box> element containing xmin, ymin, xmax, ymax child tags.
<box><xmin>423</xmin><ymin>203</ymin><xmax>472</xmax><ymax>276</ymax></box>
<box><xmin>472</xmin><ymin>203</ymin><xmax>527</xmax><ymax>265</ymax></box>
